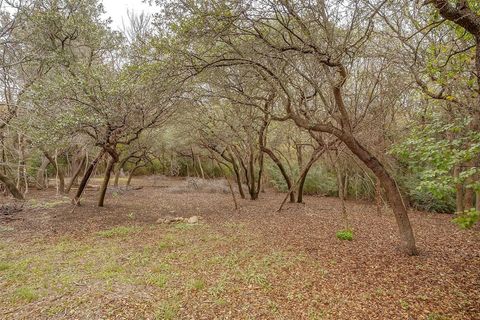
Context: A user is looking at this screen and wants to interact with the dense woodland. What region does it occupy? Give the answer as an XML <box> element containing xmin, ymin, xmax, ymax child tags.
<box><xmin>1</xmin><ymin>1</ymin><xmax>480</xmax><ymax>253</ymax></box>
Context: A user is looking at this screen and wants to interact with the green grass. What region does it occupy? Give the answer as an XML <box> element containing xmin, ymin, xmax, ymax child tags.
<box><xmin>188</xmin><ymin>278</ymin><xmax>206</xmax><ymax>291</ymax></box>
<box><xmin>97</xmin><ymin>226</ymin><xmax>140</xmax><ymax>238</ymax></box>
<box><xmin>336</xmin><ymin>229</ymin><xmax>353</xmax><ymax>241</ymax></box>
<box><xmin>13</xmin><ymin>287</ymin><xmax>38</xmax><ymax>302</ymax></box>
<box><xmin>147</xmin><ymin>274</ymin><xmax>168</xmax><ymax>288</ymax></box>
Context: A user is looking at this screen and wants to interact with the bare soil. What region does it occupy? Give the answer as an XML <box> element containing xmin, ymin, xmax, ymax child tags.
<box><xmin>0</xmin><ymin>176</ymin><xmax>479</xmax><ymax>319</ymax></box>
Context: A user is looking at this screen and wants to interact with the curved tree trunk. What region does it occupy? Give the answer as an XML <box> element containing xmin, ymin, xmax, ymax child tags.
<box><xmin>98</xmin><ymin>156</ymin><xmax>115</xmax><ymax>207</ymax></box>
<box><xmin>296</xmin><ymin>151</ymin><xmax>321</xmax><ymax>203</ymax></box>
<box><xmin>66</xmin><ymin>154</ymin><xmax>86</xmax><ymax>193</ymax></box>
<box><xmin>227</xmin><ymin>149</ymin><xmax>245</xmax><ymax>199</ymax></box>
<box><xmin>261</xmin><ymin>147</ymin><xmax>295</xmax><ymax>202</ymax></box>
<box><xmin>126</xmin><ymin>165</ymin><xmax>143</xmax><ymax>186</ymax></box>
<box><xmin>340</xmin><ymin>134</ymin><xmax>417</xmax><ymax>255</ymax></box>
<box><xmin>73</xmin><ymin>149</ymin><xmax>105</xmax><ymax>205</ymax></box>
<box><xmin>0</xmin><ymin>171</ymin><xmax>24</xmax><ymax>200</ymax></box>
<box><xmin>43</xmin><ymin>152</ymin><xmax>65</xmax><ymax>194</ymax></box>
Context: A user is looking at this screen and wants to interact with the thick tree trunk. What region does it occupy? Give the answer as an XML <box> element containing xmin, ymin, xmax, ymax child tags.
<box><xmin>341</xmin><ymin>134</ymin><xmax>417</xmax><ymax>255</ymax></box>
<box><xmin>98</xmin><ymin>156</ymin><xmax>115</xmax><ymax>207</ymax></box>
<box><xmin>72</xmin><ymin>150</ymin><xmax>105</xmax><ymax>205</ymax></box>
<box><xmin>66</xmin><ymin>154</ymin><xmax>86</xmax><ymax>193</ymax></box>
<box><xmin>0</xmin><ymin>171</ymin><xmax>24</xmax><ymax>200</ymax></box>
<box><xmin>262</xmin><ymin>147</ymin><xmax>295</xmax><ymax>202</ymax></box>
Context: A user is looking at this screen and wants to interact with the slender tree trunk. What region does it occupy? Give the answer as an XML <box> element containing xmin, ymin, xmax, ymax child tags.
<box><xmin>36</xmin><ymin>156</ymin><xmax>49</xmax><ymax>189</ymax></box>
<box><xmin>453</xmin><ymin>165</ymin><xmax>464</xmax><ymax>213</ymax></box>
<box><xmin>0</xmin><ymin>171</ymin><xmax>24</xmax><ymax>200</ymax></box>
<box><xmin>43</xmin><ymin>152</ymin><xmax>65</xmax><ymax>194</ymax></box>
<box><xmin>72</xmin><ymin>150</ymin><xmax>105</xmax><ymax>205</ymax></box>
<box><xmin>228</xmin><ymin>149</ymin><xmax>245</xmax><ymax>199</ymax></box>
<box><xmin>262</xmin><ymin>147</ymin><xmax>295</xmax><ymax>202</ymax></box>
<box><xmin>297</xmin><ymin>149</ymin><xmax>323</xmax><ymax>203</ymax></box>
<box><xmin>375</xmin><ymin>177</ymin><xmax>383</xmax><ymax>215</ymax></box>
<box><xmin>336</xmin><ymin>166</ymin><xmax>348</xmax><ymax>228</ymax></box>
<box><xmin>98</xmin><ymin>156</ymin><xmax>115</xmax><ymax>207</ymax></box>
<box><xmin>66</xmin><ymin>154</ymin><xmax>86</xmax><ymax>193</ymax></box>
<box><xmin>113</xmin><ymin>155</ymin><xmax>131</xmax><ymax>187</ymax></box>
<box><xmin>127</xmin><ymin>165</ymin><xmax>142</xmax><ymax>186</ymax></box>
<box><xmin>197</xmin><ymin>155</ymin><xmax>205</xmax><ymax>179</ymax></box>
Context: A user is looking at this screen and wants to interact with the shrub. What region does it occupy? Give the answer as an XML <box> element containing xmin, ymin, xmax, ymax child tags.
<box><xmin>336</xmin><ymin>229</ymin><xmax>353</xmax><ymax>241</ymax></box>
<box><xmin>452</xmin><ymin>209</ymin><xmax>479</xmax><ymax>229</ymax></box>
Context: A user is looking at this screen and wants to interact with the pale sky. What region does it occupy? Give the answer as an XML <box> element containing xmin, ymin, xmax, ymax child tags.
<box><xmin>101</xmin><ymin>0</ymin><xmax>157</xmax><ymax>30</ymax></box>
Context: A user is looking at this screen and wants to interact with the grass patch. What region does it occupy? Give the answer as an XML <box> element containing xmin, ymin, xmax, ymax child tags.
<box><xmin>155</xmin><ymin>301</ymin><xmax>179</xmax><ymax>320</ymax></box>
<box><xmin>0</xmin><ymin>262</ymin><xmax>10</xmax><ymax>271</ymax></box>
<box><xmin>13</xmin><ymin>287</ymin><xmax>38</xmax><ymax>302</ymax></box>
<box><xmin>173</xmin><ymin>222</ymin><xmax>196</xmax><ymax>230</ymax></box>
<box><xmin>97</xmin><ymin>226</ymin><xmax>139</xmax><ymax>238</ymax></box>
<box><xmin>146</xmin><ymin>274</ymin><xmax>168</xmax><ymax>288</ymax></box>
<box><xmin>188</xmin><ymin>278</ymin><xmax>206</xmax><ymax>291</ymax></box>
<box><xmin>336</xmin><ymin>229</ymin><xmax>353</xmax><ymax>241</ymax></box>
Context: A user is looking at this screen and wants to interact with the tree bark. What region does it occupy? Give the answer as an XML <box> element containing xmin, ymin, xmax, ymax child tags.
<box><xmin>66</xmin><ymin>154</ymin><xmax>86</xmax><ymax>193</ymax></box>
<box><xmin>98</xmin><ymin>156</ymin><xmax>115</xmax><ymax>207</ymax></box>
<box><xmin>453</xmin><ymin>165</ymin><xmax>464</xmax><ymax>213</ymax></box>
<box><xmin>262</xmin><ymin>146</ymin><xmax>295</xmax><ymax>202</ymax></box>
<box><xmin>340</xmin><ymin>134</ymin><xmax>417</xmax><ymax>255</ymax></box>
<box><xmin>0</xmin><ymin>171</ymin><xmax>24</xmax><ymax>200</ymax></box>
<box><xmin>36</xmin><ymin>156</ymin><xmax>49</xmax><ymax>190</ymax></box>
<box><xmin>72</xmin><ymin>150</ymin><xmax>105</xmax><ymax>205</ymax></box>
<box><xmin>43</xmin><ymin>152</ymin><xmax>65</xmax><ymax>194</ymax></box>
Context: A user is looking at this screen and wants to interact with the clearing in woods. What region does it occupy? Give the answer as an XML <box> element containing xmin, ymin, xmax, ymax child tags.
<box><xmin>0</xmin><ymin>177</ymin><xmax>479</xmax><ymax>320</ymax></box>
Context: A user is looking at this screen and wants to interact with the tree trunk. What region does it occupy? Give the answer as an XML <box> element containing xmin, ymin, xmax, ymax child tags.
<box><xmin>98</xmin><ymin>156</ymin><xmax>115</xmax><ymax>207</ymax></box>
<box><xmin>72</xmin><ymin>150</ymin><xmax>105</xmax><ymax>205</ymax></box>
<box><xmin>0</xmin><ymin>171</ymin><xmax>24</xmax><ymax>200</ymax></box>
<box><xmin>453</xmin><ymin>165</ymin><xmax>464</xmax><ymax>213</ymax></box>
<box><xmin>43</xmin><ymin>152</ymin><xmax>65</xmax><ymax>194</ymax></box>
<box><xmin>341</xmin><ymin>134</ymin><xmax>417</xmax><ymax>255</ymax></box>
<box><xmin>113</xmin><ymin>155</ymin><xmax>131</xmax><ymax>187</ymax></box>
<box><xmin>127</xmin><ymin>165</ymin><xmax>142</xmax><ymax>186</ymax></box>
<box><xmin>262</xmin><ymin>147</ymin><xmax>295</xmax><ymax>202</ymax></box>
<box><xmin>66</xmin><ymin>154</ymin><xmax>86</xmax><ymax>193</ymax></box>
<box><xmin>228</xmin><ymin>149</ymin><xmax>245</xmax><ymax>199</ymax></box>
<box><xmin>36</xmin><ymin>156</ymin><xmax>49</xmax><ymax>189</ymax></box>
<box><xmin>297</xmin><ymin>149</ymin><xmax>323</xmax><ymax>203</ymax></box>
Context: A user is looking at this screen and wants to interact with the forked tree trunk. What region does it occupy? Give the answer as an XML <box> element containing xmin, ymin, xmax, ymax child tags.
<box><xmin>66</xmin><ymin>154</ymin><xmax>86</xmax><ymax>193</ymax></box>
<box><xmin>0</xmin><ymin>171</ymin><xmax>24</xmax><ymax>200</ymax></box>
<box><xmin>98</xmin><ymin>156</ymin><xmax>115</xmax><ymax>207</ymax></box>
<box><xmin>72</xmin><ymin>150</ymin><xmax>105</xmax><ymax>205</ymax></box>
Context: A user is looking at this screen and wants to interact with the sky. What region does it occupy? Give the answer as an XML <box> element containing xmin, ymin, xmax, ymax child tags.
<box><xmin>101</xmin><ymin>0</ymin><xmax>157</xmax><ymax>30</ymax></box>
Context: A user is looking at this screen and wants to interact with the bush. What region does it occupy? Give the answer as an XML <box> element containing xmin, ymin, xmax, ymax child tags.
<box><xmin>266</xmin><ymin>163</ymin><xmax>337</xmax><ymax>196</ymax></box>
<box><xmin>398</xmin><ymin>174</ymin><xmax>456</xmax><ymax>213</ymax></box>
<box><xmin>336</xmin><ymin>229</ymin><xmax>353</xmax><ymax>241</ymax></box>
<box><xmin>452</xmin><ymin>209</ymin><xmax>479</xmax><ymax>229</ymax></box>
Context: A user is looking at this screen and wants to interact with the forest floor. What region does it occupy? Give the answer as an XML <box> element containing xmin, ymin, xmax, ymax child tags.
<box><xmin>0</xmin><ymin>176</ymin><xmax>479</xmax><ymax>320</ymax></box>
